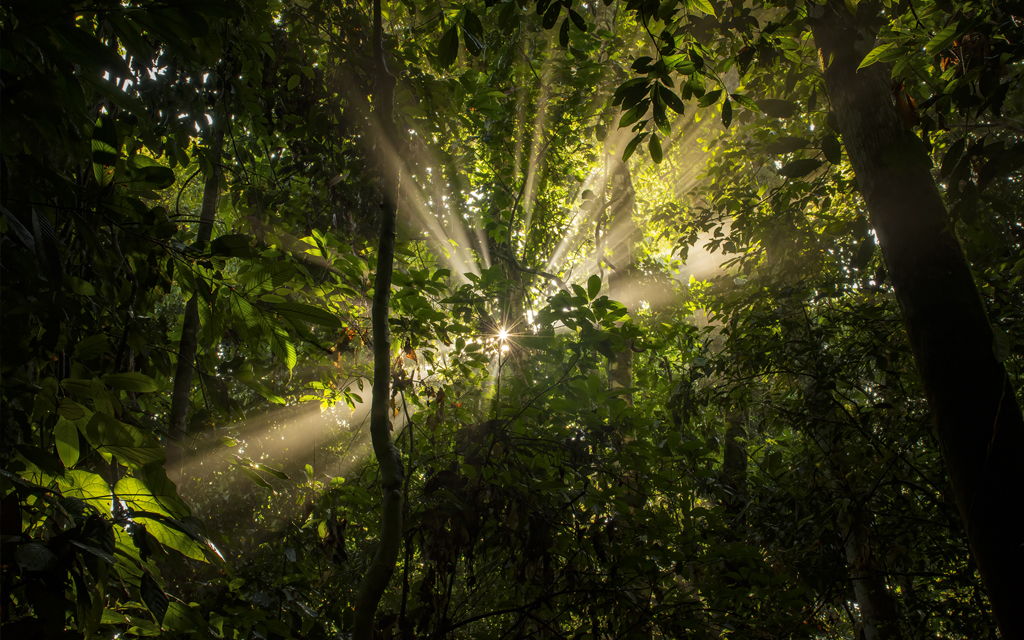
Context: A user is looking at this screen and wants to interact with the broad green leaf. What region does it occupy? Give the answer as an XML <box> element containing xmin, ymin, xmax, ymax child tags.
<box><xmin>66</xmin><ymin>275</ymin><xmax>96</xmax><ymax>295</ymax></box>
<box><xmin>622</xmin><ymin>133</ymin><xmax>645</xmax><ymax>162</ymax></box>
<box><xmin>688</xmin><ymin>0</ymin><xmax>716</xmax><ymax>16</ymax></box>
<box><xmin>253</xmin><ymin>462</ymin><xmax>290</xmax><ymax>480</ymax></box>
<box><xmin>102</xmin><ymin>372</ymin><xmax>158</xmax><ymax>393</ymax></box>
<box><xmin>587</xmin><ymin>274</ymin><xmax>602</xmax><ymax>300</ymax></box>
<box><xmin>721</xmin><ymin>99</ymin><xmax>732</xmax><ymax>128</ymax></box>
<box><xmin>661</xmin><ymin>88</ymin><xmax>686</xmax><ymax>114</ymax></box>
<box><xmin>84</xmin><ymin>412</ymin><xmax>164</xmax><ymax>469</ymax></box>
<box><xmin>765</xmin><ymin>136</ymin><xmax>810</xmax><ymax>155</ymax></box>
<box><xmin>115</xmin><ymin>477</ymin><xmax>171</xmax><ymax>516</ymax></box>
<box><xmin>650</xmin><ymin>133</ymin><xmax>663</xmax><ymax>163</ymax></box>
<box><xmin>618</xmin><ymin>103</ymin><xmax>646</xmax><ymax>129</ymax></box>
<box><xmin>74</xmin><ymin>335</ymin><xmax>110</xmax><ymax>361</ymax></box>
<box><xmin>730</xmin><ymin>93</ymin><xmax>760</xmax><ymax>112</ymax></box>
<box><xmin>134</xmin><ymin>515</ymin><xmax>208</xmax><ymax>562</ymax></box>
<box><xmin>779</xmin><ymin>158</ymin><xmax>823</xmax><ymax>178</ymax></box>
<box><xmin>58</xmin><ymin>470</ymin><xmax>111</xmax><ymax>513</ymax></box>
<box><xmin>210</xmin><ymin>234</ymin><xmax>258</xmax><ymax>258</ymax></box>
<box><xmin>756</xmin><ymin>99</ymin><xmax>799</xmax><ymax>118</ymax></box>
<box><xmin>698</xmin><ymin>89</ymin><xmax>722</xmax><ymax>108</ymax></box>
<box><xmin>287</xmin><ymin>74</ymin><xmax>300</xmax><ymax>90</ymax></box>
<box><xmin>926</xmin><ymin>22</ymin><xmax>960</xmax><ymax>55</ymax></box>
<box><xmin>140</xmin><ymin>572</ymin><xmax>168</xmax><ymax>625</ymax></box>
<box><xmin>269</xmin><ymin>324</ymin><xmax>297</xmax><ymax>371</ymax></box>
<box><xmin>857</xmin><ymin>42</ymin><xmax>896</xmax><ymax>70</ymax></box>
<box><xmin>55</xmin><ymin>417</ymin><xmax>81</xmax><ymax>468</ymax></box>
<box><xmin>940</xmin><ymin>137</ymin><xmax>966</xmax><ymax>177</ymax></box>
<box><xmin>15</xmin><ymin>542</ymin><xmax>58</xmax><ymax>571</ymax></box>
<box><xmin>242</xmin><ymin>263</ymin><xmax>296</xmax><ymax>293</ymax></box>
<box><xmin>273</xmin><ymin>302</ymin><xmax>342</xmax><ymax>328</ymax></box>
<box><xmin>438</xmin><ymin>25</ymin><xmax>459</xmax><ymax>68</ymax></box>
<box><xmin>823</xmin><ymin>134</ymin><xmax>842</xmax><ymax>164</ymax></box>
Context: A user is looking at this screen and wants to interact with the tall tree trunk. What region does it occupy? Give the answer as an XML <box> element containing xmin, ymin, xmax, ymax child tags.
<box><xmin>602</xmin><ymin>129</ymin><xmax>638</xmax><ymax>399</ymax></box>
<box><xmin>806</xmin><ymin>384</ymin><xmax>899</xmax><ymax>640</ymax></box>
<box><xmin>166</xmin><ymin>131</ymin><xmax>223</xmax><ymax>485</ymax></box>
<box><xmin>352</xmin><ymin>0</ymin><xmax>404</xmax><ymax>636</ymax></box>
<box><xmin>811</xmin><ymin>4</ymin><xmax>1024</xmax><ymax>636</ymax></box>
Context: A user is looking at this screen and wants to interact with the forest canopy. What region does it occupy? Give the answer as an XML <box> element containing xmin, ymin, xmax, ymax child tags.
<box><xmin>2</xmin><ymin>0</ymin><xmax>1023</xmax><ymax>639</ymax></box>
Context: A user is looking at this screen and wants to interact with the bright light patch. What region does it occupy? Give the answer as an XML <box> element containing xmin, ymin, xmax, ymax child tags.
<box><xmin>498</xmin><ymin>328</ymin><xmax>508</xmax><ymax>341</ymax></box>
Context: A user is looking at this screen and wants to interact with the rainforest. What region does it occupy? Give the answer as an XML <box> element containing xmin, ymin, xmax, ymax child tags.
<box><xmin>2</xmin><ymin>0</ymin><xmax>1023</xmax><ymax>638</ymax></box>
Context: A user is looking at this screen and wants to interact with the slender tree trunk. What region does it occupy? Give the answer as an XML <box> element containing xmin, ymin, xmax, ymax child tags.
<box><xmin>352</xmin><ymin>0</ymin><xmax>404</xmax><ymax>636</ymax></box>
<box><xmin>811</xmin><ymin>4</ymin><xmax>1024</xmax><ymax>635</ymax></box>
<box><xmin>721</xmin><ymin>408</ymin><xmax>747</xmax><ymax>513</ymax></box>
<box><xmin>602</xmin><ymin>129</ymin><xmax>638</xmax><ymax>399</ymax></box>
<box><xmin>166</xmin><ymin>131</ymin><xmax>223</xmax><ymax>484</ymax></box>
<box><xmin>806</xmin><ymin>383</ymin><xmax>899</xmax><ymax>640</ymax></box>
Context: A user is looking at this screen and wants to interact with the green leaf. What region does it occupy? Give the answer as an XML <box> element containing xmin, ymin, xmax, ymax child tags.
<box><xmin>940</xmin><ymin>137</ymin><xmax>966</xmax><ymax>178</ymax></box>
<box><xmin>618</xmin><ymin>102</ymin><xmax>647</xmax><ymax>129</ymax></box>
<box><xmin>243</xmin><ymin>263</ymin><xmax>296</xmax><ymax>293</ymax></box>
<box><xmin>84</xmin><ymin>412</ymin><xmax>165</xmax><ymax>469</ymax></box>
<box><xmin>463</xmin><ymin>11</ymin><xmax>485</xmax><ymax>55</ymax></box>
<box><xmin>622</xmin><ymin>133</ymin><xmax>646</xmax><ymax>162</ymax></box>
<box><xmin>926</xmin><ymin>22</ymin><xmax>960</xmax><ymax>55</ymax></box>
<box><xmin>438</xmin><ymin>25</ymin><xmax>459</xmax><ymax>67</ymax></box>
<box><xmin>822</xmin><ymin>135</ymin><xmax>842</xmax><ymax>164</ymax></box>
<box><xmin>57</xmin><ymin>470</ymin><xmax>112</xmax><ymax>513</ymax></box>
<box><xmin>587</xmin><ymin>275</ymin><xmax>602</xmax><ymax>300</ymax></box>
<box><xmin>661</xmin><ymin>88</ymin><xmax>686</xmax><ymax>114</ymax></box>
<box><xmin>569</xmin><ymin>9</ymin><xmax>588</xmax><ymax>32</ymax></box>
<box><xmin>74</xmin><ymin>335</ymin><xmax>110</xmax><ymax>361</ymax></box>
<box><xmin>210</xmin><ymin>234</ymin><xmax>258</xmax><ymax>258</ymax></box>
<box><xmin>15</xmin><ymin>444</ymin><xmax>64</xmax><ymax>477</ymax></box>
<box><xmin>274</xmin><ymin>302</ymin><xmax>342</xmax><ymax>328</ymax></box>
<box><xmin>55</xmin><ymin>417</ymin><xmax>81</xmax><ymax>468</ymax></box>
<box><xmin>559</xmin><ymin>16</ymin><xmax>570</xmax><ymax>47</ymax></box>
<box><xmin>779</xmin><ymin>158</ymin><xmax>823</xmax><ymax>179</ymax></box>
<box><xmin>102</xmin><ymin>372</ymin><xmax>158</xmax><ymax>393</ymax></box>
<box><xmin>253</xmin><ymin>462</ymin><xmax>290</xmax><ymax>480</ymax></box>
<box><xmin>857</xmin><ymin>42</ymin><xmax>896</xmax><ymax>70</ymax></box>
<box><xmin>730</xmin><ymin>93</ymin><xmax>760</xmax><ymax>112</ymax></box>
<box><xmin>269</xmin><ymin>324</ymin><xmax>297</xmax><ymax>371</ymax></box>
<box><xmin>765</xmin><ymin>136</ymin><xmax>810</xmax><ymax>155</ymax></box>
<box><xmin>543</xmin><ymin>2</ymin><xmax>561</xmax><ymax>29</ymax></box>
<box><xmin>721</xmin><ymin>99</ymin><xmax>732</xmax><ymax>128</ymax></box>
<box><xmin>66</xmin><ymin>275</ymin><xmax>97</xmax><ymax>296</ymax></box>
<box><xmin>15</xmin><ymin>543</ymin><xmax>58</xmax><ymax>571</ymax></box>
<box><xmin>756</xmin><ymin>99</ymin><xmax>799</xmax><ymax>118</ymax></box>
<box><xmin>650</xmin><ymin>133</ymin><xmax>663</xmax><ymax>163</ymax></box>
<box><xmin>698</xmin><ymin>89</ymin><xmax>722</xmax><ymax>108</ymax></box>
<box><xmin>287</xmin><ymin>74</ymin><xmax>300</xmax><ymax>91</ymax></box>
<box><xmin>688</xmin><ymin>0</ymin><xmax>716</xmax><ymax>16</ymax></box>
<box><xmin>92</xmin><ymin>117</ymin><xmax>119</xmax><ymax>166</ymax></box>
<box><xmin>140</xmin><ymin>572</ymin><xmax>169</xmax><ymax>625</ymax></box>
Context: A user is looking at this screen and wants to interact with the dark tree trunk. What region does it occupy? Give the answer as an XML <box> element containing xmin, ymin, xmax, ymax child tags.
<box><xmin>812</xmin><ymin>4</ymin><xmax>1024</xmax><ymax>636</ymax></box>
<box><xmin>166</xmin><ymin>131</ymin><xmax>223</xmax><ymax>484</ymax></box>
<box><xmin>602</xmin><ymin>129</ymin><xmax>638</xmax><ymax>399</ymax></box>
<box><xmin>352</xmin><ymin>0</ymin><xmax>404</xmax><ymax>636</ymax></box>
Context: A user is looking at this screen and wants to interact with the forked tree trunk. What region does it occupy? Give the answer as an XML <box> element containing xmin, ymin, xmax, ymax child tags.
<box><xmin>811</xmin><ymin>4</ymin><xmax>1024</xmax><ymax>636</ymax></box>
<box><xmin>352</xmin><ymin>0</ymin><xmax>404</xmax><ymax>636</ymax></box>
<box><xmin>166</xmin><ymin>131</ymin><xmax>223</xmax><ymax>484</ymax></box>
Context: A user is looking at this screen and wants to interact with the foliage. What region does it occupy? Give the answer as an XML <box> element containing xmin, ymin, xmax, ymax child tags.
<box><xmin>2</xmin><ymin>0</ymin><xmax>1022</xmax><ymax>638</ymax></box>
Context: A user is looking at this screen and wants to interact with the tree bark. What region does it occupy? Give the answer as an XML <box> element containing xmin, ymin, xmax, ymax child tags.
<box><xmin>602</xmin><ymin>129</ymin><xmax>638</xmax><ymax>399</ymax></box>
<box><xmin>166</xmin><ymin>131</ymin><xmax>223</xmax><ymax>484</ymax></box>
<box><xmin>352</xmin><ymin>0</ymin><xmax>404</xmax><ymax>636</ymax></box>
<box><xmin>811</xmin><ymin>4</ymin><xmax>1024</xmax><ymax>636</ymax></box>
<box><xmin>806</xmin><ymin>383</ymin><xmax>899</xmax><ymax>640</ymax></box>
